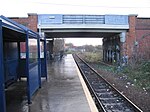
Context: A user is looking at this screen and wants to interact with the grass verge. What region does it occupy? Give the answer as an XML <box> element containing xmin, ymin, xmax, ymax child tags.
<box><xmin>80</xmin><ymin>52</ymin><xmax>150</xmax><ymax>90</ymax></box>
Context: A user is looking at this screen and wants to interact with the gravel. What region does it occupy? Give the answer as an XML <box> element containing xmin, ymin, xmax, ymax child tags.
<box><xmin>90</xmin><ymin>63</ymin><xmax>150</xmax><ymax>112</ymax></box>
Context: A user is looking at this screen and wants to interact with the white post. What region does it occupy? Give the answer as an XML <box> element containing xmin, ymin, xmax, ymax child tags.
<box><xmin>120</xmin><ymin>32</ymin><xmax>126</xmax><ymax>43</ymax></box>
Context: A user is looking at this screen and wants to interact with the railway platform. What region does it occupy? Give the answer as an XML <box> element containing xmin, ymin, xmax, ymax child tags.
<box><xmin>6</xmin><ymin>54</ymin><xmax>98</xmax><ymax>112</ymax></box>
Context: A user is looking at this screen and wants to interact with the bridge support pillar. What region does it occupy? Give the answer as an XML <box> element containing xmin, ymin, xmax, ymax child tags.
<box><xmin>103</xmin><ymin>34</ymin><xmax>123</xmax><ymax>65</ymax></box>
<box><xmin>119</xmin><ymin>32</ymin><xmax>128</xmax><ymax>66</ymax></box>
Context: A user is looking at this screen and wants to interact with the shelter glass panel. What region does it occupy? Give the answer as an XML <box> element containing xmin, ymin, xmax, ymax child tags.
<box><xmin>20</xmin><ymin>42</ymin><xmax>26</xmax><ymax>59</ymax></box>
<box><xmin>40</xmin><ymin>41</ymin><xmax>44</xmax><ymax>58</ymax></box>
<box><xmin>28</xmin><ymin>37</ymin><xmax>39</xmax><ymax>101</ymax></box>
<box><xmin>28</xmin><ymin>38</ymin><xmax>38</xmax><ymax>64</ymax></box>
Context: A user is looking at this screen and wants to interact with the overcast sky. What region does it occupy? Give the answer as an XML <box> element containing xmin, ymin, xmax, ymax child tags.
<box><xmin>64</xmin><ymin>38</ymin><xmax>103</xmax><ymax>46</ymax></box>
<box><xmin>1</xmin><ymin>0</ymin><xmax>150</xmax><ymax>17</ymax></box>
<box><xmin>0</xmin><ymin>0</ymin><xmax>149</xmax><ymax>46</ymax></box>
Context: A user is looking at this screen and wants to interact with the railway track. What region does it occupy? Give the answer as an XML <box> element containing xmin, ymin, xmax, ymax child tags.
<box><xmin>73</xmin><ymin>54</ymin><xmax>143</xmax><ymax>112</ymax></box>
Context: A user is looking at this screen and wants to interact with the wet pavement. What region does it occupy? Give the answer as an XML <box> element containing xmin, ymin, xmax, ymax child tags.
<box><xmin>6</xmin><ymin>54</ymin><xmax>91</xmax><ymax>112</ymax></box>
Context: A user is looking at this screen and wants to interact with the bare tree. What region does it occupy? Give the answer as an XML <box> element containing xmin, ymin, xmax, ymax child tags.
<box><xmin>53</xmin><ymin>38</ymin><xmax>65</xmax><ymax>55</ymax></box>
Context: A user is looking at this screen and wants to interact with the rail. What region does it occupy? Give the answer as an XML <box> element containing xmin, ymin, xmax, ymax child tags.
<box><xmin>73</xmin><ymin>54</ymin><xmax>143</xmax><ymax>112</ymax></box>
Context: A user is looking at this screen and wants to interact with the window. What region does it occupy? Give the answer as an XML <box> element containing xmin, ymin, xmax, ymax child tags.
<box><xmin>20</xmin><ymin>42</ymin><xmax>26</xmax><ymax>59</ymax></box>
<box><xmin>28</xmin><ymin>38</ymin><xmax>38</xmax><ymax>64</ymax></box>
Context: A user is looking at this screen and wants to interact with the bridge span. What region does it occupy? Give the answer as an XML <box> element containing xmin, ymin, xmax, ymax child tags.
<box><xmin>38</xmin><ymin>14</ymin><xmax>128</xmax><ymax>38</ymax></box>
<box><xmin>38</xmin><ymin>14</ymin><xmax>129</xmax><ymax>64</ymax></box>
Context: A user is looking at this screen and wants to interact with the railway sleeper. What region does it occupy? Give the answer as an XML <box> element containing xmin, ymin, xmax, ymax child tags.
<box><xmin>107</xmin><ymin>109</ymin><xmax>132</xmax><ymax>112</ymax></box>
<box><xmin>105</xmin><ymin>104</ymin><xmax>134</xmax><ymax>112</ymax></box>
<box><xmin>101</xmin><ymin>98</ymin><xmax>123</xmax><ymax>104</ymax></box>
<box><xmin>94</xmin><ymin>88</ymin><xmax>111</xmax><ymax>93</ymax></box>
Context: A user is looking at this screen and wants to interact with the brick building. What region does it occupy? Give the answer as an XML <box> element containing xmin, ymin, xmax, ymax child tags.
<box><xmin>125</xmin><ymin>15</ymin><xmax>150</xmax><ymax>62</ymax></box>
<box><xmin>10</xmin><ymin>13</ymin><xmax>38</xmax><ymax>32</ymax></box>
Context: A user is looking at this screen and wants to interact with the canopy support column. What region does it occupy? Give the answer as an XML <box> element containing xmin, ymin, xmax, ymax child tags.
<box><xmin>26</xmin><ymin>31</ymin><xmax>31</xmax><ymax>104</ymax></box>
<box><xmin>44</xmin><ymin>37</ymin><xmax>47</xmax><ymax>80</ymax></box>
<box><xmin>0</xmin><ymin>20</ymin><xmax>6</xmax><ymax>112</ymax></box>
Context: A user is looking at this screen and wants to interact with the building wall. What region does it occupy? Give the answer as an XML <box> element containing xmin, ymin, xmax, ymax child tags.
<box><xmin>124</xmin><ymin>16</ymin><xmax>150</xmax><ymax>62</ymax></box>
<box><xmin>123</xmin><ymin>15</ymin><xmax>137</xmax><ymax>62</ymax></box>
<box><xmin>135</xmin><ymin>18</ymin><xmax>150</xmax><ymax>60</ymax></box>
<box><xmin>10</xmin><ymin>13</ymin><xmax>38</xmax><ymax>32</ymax></box>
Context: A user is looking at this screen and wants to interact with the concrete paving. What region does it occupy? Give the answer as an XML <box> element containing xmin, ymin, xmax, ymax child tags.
<box><xmin>6</xmin><ymin>54</ymin><xmax>92</xmax><ymax>112</ymax></box>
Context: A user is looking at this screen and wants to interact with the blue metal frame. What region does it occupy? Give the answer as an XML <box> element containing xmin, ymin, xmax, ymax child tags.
<box><xmin>0</xmin><ymin>16</ymin><xmax>46</xmax><ymax>108</ymax></box>
<box><xmin>25</xmin><ymin>31</ymin><xmax>31</xmax><ymax>104</ymax></box>
<box><xmin>2</xmin><ymin>22</ymin><xmax>25</xmax><ymax>34</ymax></box>
<box><xmin>26</xmin><ymin>31</ymin><xmax>39</xmax><ymax>104</ymax></box>
<box><xmin>0</xmin><ymin>20</ymin><xmax>6</xmax><ymax>112</ymax></box>
<box><xmin>38</xmin><ymin>36</ymin><xmax>41</xmax><ymax>88</ymax></box>
<box><xmin>39</xmin><ymin>39</ymin><xmax>47</xmax><ymax>78</ymax></box>
<box><xmin>17</xmin><ymin>41</ymin><xmax>21</xmax><ymax>80</ymax></box>
<box><xmin>44</xmin><ymin>37</ymin><xmax>47</xmax><ymax>79</ymax></box>
<box><xmin>28</xmin><ymin>30</ymin><xmax>39</xmax><ymax>39</ymax></box>
<box><xmin>26</xmin><ymin>30</ymin><xmax>42</xmax><ymax>103</ymax></box>
<box><xmin>1</xmin><ymin>16</ymin><xmax>26</xmax><ymax>34</ymax></box>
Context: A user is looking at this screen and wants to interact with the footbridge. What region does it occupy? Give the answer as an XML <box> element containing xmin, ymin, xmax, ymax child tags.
<box><xmin>38</xmin><ymin>14</ymin><xmax>128</xmax><ymax>38</ymax></box>
<box><xmin>38</xmin><ymin>14</ymin><xmax>129</xmax><ymax>63</ymax></box>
